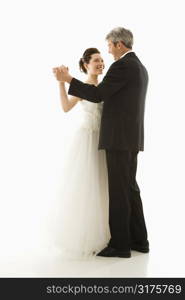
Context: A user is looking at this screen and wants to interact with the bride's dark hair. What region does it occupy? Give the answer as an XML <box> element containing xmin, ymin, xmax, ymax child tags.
<box><xmin>79</xmin><ymin>48</ymin><xmax>100</xmax><ymax>74</ymax></box>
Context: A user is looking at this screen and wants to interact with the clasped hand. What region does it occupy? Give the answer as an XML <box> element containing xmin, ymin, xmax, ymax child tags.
<box><xmin>52</xmin><ymin>65</ymin><xmax>70</xmax><ymax>83</ymax></box>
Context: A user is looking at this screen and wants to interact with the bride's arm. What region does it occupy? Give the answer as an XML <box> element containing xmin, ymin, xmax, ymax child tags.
<box><xmin>58</xmin><ymin>82</ymin><xmax>82</xmax><ymax>112</ymax></box>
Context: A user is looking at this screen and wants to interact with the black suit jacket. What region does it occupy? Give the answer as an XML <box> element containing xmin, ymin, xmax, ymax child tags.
<box><xmin>68</xmin><ymin>52</ymin><xmax>148</xmax><ymax>151</ymax></box>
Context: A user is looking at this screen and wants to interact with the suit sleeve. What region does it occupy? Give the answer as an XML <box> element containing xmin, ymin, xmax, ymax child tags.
<box><xmin>68</xmin><ymin>62</ymin><xmax>131</xmax><ymax>103</ymax></box>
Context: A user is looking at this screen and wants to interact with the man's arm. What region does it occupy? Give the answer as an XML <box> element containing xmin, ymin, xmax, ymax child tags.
<box><xmin>68</xmin><ymin>62</ymin><xmax>131</xmax><ymax>103</ymax></box>
<box><xmin>68</xmin><ymin>78</ymin><xmax>101</xmax><ymax>103</ymax></box>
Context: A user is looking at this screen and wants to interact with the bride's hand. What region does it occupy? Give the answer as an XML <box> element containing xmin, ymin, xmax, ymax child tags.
<box><xmin>57</xmin><ymin>66</ymin><xmax>69</xmax><ymax>83</ymax></box>
<box><xmin>52</xmin><ymin>65</ymin><xmax>72</xmax><ymax>83</ymax></box>
<box><xmin>52</xmin><ymin>67</ymin><xmax>65</xmax><ymax>82</ymax></box>
<box><xmin>59</xmin><ymin>66</ymin><xmax>69</xmax><ymax>72</ymax></box>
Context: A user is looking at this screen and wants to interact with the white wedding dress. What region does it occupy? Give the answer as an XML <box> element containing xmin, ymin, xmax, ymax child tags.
<box><xmin>54</xmin><ymin>100</ymin><xmax>110</xmax><ymax>259</ymax></box>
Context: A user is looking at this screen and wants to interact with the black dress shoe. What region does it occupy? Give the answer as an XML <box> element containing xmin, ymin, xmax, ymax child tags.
<box><xmin>97</xmin><ymin>246</ymin><xmax>131</xmax><ymax>258</ymax></box>
<box><xmin>131</xmin><ymin>241</ymin><xmax>149</xmax><ymax>253</ymax></box>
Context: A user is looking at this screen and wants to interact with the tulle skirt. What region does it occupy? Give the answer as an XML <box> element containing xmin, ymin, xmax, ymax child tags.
<box><xmin>53</xmin><ymin>125</ymin><xmax>110</xmax><ymax>259</ymax></box>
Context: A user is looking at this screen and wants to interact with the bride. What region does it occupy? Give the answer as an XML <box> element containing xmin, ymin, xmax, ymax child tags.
<box><xmin>53</xmin><ymin>48</ymin><xmax>110</xmax><ymax>259</ymax></box>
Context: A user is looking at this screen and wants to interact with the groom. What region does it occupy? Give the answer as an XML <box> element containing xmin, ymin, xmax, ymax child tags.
<box><xmin>53</xmin><ymin>27</ymin><xmax>149</xmax><ymax>258</ymax></box>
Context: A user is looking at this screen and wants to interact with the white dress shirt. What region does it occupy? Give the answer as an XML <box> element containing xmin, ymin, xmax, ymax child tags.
<box><xmin>119</xmin><ymin>50</ymin><xmax>134</xmax><ymax>60</ymax></box>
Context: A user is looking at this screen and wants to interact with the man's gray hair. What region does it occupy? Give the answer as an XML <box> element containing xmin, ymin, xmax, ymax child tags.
<box><xmin>106</xmin><ymin>27</ymin><xmax>133</xmax><ymax>49</ymax></box>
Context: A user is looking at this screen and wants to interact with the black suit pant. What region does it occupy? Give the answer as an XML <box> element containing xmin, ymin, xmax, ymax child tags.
<box><xmin>105</xmin><ymin>150</ymin><xmax>148</xmax><ymax>250</ymax></box>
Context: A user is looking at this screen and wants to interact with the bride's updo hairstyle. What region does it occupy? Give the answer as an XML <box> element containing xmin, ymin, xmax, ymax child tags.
<box><xmin>79</xmin><ymin>48</ymin><xmax>100</xmax><ymax>74</ymax></box>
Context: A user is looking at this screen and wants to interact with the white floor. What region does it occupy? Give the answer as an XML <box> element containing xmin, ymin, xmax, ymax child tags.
<box><xmin>0</xmin><ymin>235</ymin><xmax>184</xmax><ymax>278</ymax></box>
<box><xmin>1</xmin><ymin>149</ymin><xmax>185</xmax><ymax>278</ymax></box>
<box><xmin>1</xmin><ymin>163</ymin><xmax>185</xmax><ymax>278</ymax></box>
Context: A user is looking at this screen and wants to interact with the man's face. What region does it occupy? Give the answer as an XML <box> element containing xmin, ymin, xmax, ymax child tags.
<box><xmin>107</xmin><ymin>40</ymin><xmax>120</xmax><ymax>60</ymax></box>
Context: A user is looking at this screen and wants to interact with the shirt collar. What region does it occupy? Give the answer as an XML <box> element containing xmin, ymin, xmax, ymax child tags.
<box><xmin>119</xmin><ymin>50</ymin><xmax>134</xmax><ymax>60</ymax></box>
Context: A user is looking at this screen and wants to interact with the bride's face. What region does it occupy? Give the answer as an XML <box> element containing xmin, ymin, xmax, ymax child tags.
<box><xmin>85</xmin><ymin>53</ymin><xmax>104</xmax><ymax>75</ymax></box>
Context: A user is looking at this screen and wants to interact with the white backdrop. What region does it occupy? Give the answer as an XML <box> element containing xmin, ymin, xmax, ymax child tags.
<box><xmin>0</xmin><ymin>0</ymin><xmax>185</xmax><ymax>276</ymax></box>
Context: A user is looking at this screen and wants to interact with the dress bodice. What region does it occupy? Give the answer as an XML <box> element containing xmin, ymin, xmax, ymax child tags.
<box><xmin>79</xmin><ymin>100</ymin><xmax>103</xmax><ymax>131</ymax></box>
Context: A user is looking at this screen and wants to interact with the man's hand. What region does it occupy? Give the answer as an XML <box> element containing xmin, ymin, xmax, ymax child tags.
<box><xmin>52</xmin><ymin>65</ymin><xmax>73</xmax><ymax>84</ymax></box>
